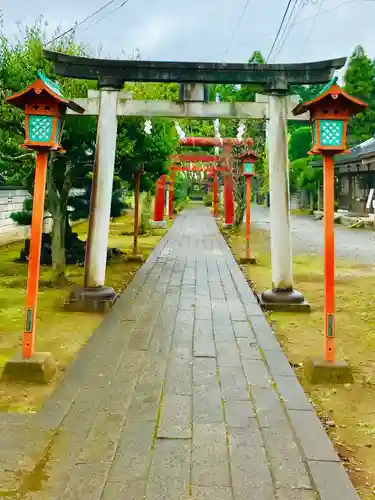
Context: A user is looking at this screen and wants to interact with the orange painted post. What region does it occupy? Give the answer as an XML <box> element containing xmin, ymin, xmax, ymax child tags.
<box><xmin>213</xmin><ymin>171</ymin><xmax>219</xmax><ymax>217</ymax></box>
<box><xmin>22</xmin><ymin>151</ymin><xmax>49</xmax><ymax>358</ymax></box>
<box><xmin>245</xmin><ymin>175</ymin><xmax>252</xmax><ymax>259</ymax></box>
<box><xmin>133</xmin><ymin>171</ymin><xmax>141</xmax><ymax>256</ymax></box>
<box><xmin>323</xmin><ymin>154</ymin><xmax>335</xmax><ymax>362</ymax></box>
<box><xmin>169</xmin><ymin>171</ymin><xmax>175</xmax><ymax>219</ymax></box>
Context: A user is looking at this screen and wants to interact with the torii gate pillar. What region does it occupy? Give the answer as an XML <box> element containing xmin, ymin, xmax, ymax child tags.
<box><xmin>69</xmin><ymin>87</ymin><xmax>119</xmax><ymax>311</ymax></box>
<box><xmin>223</xmin><ymin>173</ymin><xmax>235</xmax><ymax>227</ymax></box>
<box><xmin>152</xmin><ymin>175</ymin><xmax>167</xmax><ymax>227</ymax></box>
<box><xmin>260</xmin><ymin>94</ymin><xmax>309</xmax><ymax>311</ymax></box>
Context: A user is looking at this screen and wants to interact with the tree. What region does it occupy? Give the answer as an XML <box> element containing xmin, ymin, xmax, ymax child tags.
<box><xmin>288</xmin><ymin>126</ymin><xmax>312</xmax><ymax>162</ymax></box>
<box><xmin>344</xmin><ymin>45</ymin><xmax>375</xmax><ymax>144</ymax></box>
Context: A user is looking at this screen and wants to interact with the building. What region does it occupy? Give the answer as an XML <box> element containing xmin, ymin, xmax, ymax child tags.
<box><xmin>313</xmin><ymin>136</ymin><xmax>375</xmax><ymax>215</ymax></box>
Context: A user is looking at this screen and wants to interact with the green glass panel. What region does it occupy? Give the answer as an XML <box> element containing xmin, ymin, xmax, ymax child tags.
<box><xmin>320</xmin><ymin>119</ymin><xmax>344</xmax><ymax>147</ymax></box>
<box><xmin>244</xmin><ymin>162</ymin><xmax>254</xmax><ymax>174</ymax></box>
<box><xmin>29</xmin><ymin>115</ymin><xmax>53</xmax><ymax>142</ymax></box>
<box><xmin>55</xmin><ymin>118</ymin><xmax>62</xmax><ymax>144</ymax></box>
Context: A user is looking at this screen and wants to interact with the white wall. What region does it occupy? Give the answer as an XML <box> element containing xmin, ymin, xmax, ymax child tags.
<box><xmin>0</xmin><ymin>187</ymin><xmax>30</xmax><ymax>243</ymax></box>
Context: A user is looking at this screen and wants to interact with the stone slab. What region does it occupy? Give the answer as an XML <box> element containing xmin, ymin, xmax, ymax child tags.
<box><xmin>1</xmin><ymin>351</ymin><xmax>56</xmax><ymax>384</ymax></box>
<box><xmin>307</xmin><ymin>460</ymin><xmax>359</xmax><ymax>500</ymax></box>
<box><xmin>157</xmin><ymin>394</ymin><xmax>192</xmax><ymax>439</ymax></box>
<box><xmin>305</xmin><ymin>357</ymin><xmax>354</xmax><ymax>384</ymax></box>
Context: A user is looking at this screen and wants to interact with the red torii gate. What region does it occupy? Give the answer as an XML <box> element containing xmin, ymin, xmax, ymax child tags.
<box><xmin>180</xmin><ymin>137</ymin><xmax>254</xmax><ymax>226</ymax></box>
<box><xmin>153</xmin><ymin>154</ymin><xmax>227</xmax><ymax>222</ymax></box>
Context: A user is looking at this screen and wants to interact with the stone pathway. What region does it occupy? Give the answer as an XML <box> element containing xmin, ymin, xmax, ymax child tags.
<box><xmin>0</xmin><ymin>206</ymin><xmax>358</xmax><ymax>499</ymax></box>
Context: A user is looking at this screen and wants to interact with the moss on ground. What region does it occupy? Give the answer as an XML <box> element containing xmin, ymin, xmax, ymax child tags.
<box><xmin>0</xmin><ymin>212</ymin><xmax>168</xmax><ymax>412</ymax></box>
<box><xmin>228</xmin><ymin>226</ymin><xmax>375</xmax><ymax>499</ymax></box>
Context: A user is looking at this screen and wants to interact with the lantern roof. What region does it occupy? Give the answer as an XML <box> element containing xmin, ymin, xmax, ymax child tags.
<box><xmin>292</xmin><ymin>76</ymin><xmax>367</xmax><ymax>116</ymax></box>
<box><xmin>237</xmin><ymin>149</ymin><xmax>259</xmax><ymax>162</ymax></box>
<box><xmin>5</xmin><ymin>71</ymin><xmax>85</xmax><ymax>114</ymax></box>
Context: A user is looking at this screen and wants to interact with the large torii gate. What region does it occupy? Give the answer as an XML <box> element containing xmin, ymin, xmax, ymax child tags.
<box><xmin>45</xmin><ymin>50</ymin><xmax>345</xmax><ymax>311</ymax></box>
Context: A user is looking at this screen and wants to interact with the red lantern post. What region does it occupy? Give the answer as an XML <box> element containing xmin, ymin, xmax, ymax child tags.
<box><xmin>2</xmin><ymin>72</ymin><xmax>84</xmax><ymax>383</ymax></box>
<box><xmin>238</xmin><ymin>150</ymin><xmax>258</xmax><ymax>265</ymax></box>
<box><xmin>293</xmin><ymin>77</ymin><xmax>367</xmax><ymax>382</ymax></box>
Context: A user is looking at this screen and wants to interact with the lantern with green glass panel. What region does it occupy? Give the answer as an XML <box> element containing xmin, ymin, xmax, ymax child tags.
<box><xmin>5</xmin><ymin>71</ymin><xmax>84</xmax><ymax>152</ymax></box>
<box><xmin>239</xmin><ymin>150</ymin><xmax>258</xmax><ymax>177</ymax></box>
<box><xmin>292</xmin><ymin>76</ymin><xmax>367</xmax><ymax>155</ymax></box>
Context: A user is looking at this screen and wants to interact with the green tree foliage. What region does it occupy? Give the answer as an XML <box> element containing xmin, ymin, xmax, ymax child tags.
<box><xmin>344</xmin><ymin>45</ymin><xmax>375</xmax><ymax>145</ymax></box>
<box><xmin>288</xmin><ymin>126</ymin><xmax>312</xmax><ymax>162</ymax></box>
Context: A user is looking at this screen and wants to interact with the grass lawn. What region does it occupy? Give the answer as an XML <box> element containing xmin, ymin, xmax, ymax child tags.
<box><xmin>0</xmin><ymin>212</ymin><xmax>169</xmax><ymax>412</ymax></box>
<box><xmin>228</xmin><ymin>225</ymin><xmax>375</xmax><ymax>500</ymax></box>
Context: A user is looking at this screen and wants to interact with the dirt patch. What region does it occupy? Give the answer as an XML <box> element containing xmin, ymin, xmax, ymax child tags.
<box><xmin>0</xmin><ymin>212</ymin><xmax>169</xmax><ymax>412</ymax></box>
<box><xmin>228</xmin><ymin>226</ymin><xmax>375</xmax><ymax>499</ymax></box>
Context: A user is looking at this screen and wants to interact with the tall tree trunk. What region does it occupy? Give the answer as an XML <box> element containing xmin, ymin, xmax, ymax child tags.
<box><xmin>140</xmin><ymin>191</ymin><xmax>152</xmax><ymax>234</ymax></box>
<box><xmin>47</xmin><ymin>163</ymin><xmax>72</xmax><ymax>285</ymax></box>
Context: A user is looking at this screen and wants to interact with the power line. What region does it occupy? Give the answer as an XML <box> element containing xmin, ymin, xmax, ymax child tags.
<box><xmin>81</xmin><ymin>0</ymin><xmax>129</xmax><ymax>34</ymax></box>
<box><xmin>45</xmin><ymin>0</ymin><xmax>128</xmax><ymax>46</ymax></box>
<box><xmin>266</xmin><ymin>0</ymin><xmax>297</xmax><ymax>62</ymax></box>
<box><xmin>272</xmin><ymin>0</ymin><xmax>303</xmax><ymax>62</ymax></box>
<box><xmin>298</xmin><ymin>0</ymin><xmax>324</xmax><ymax>59</ymax></box>
<box><xmin>222</xmin><ymin>0</ymin><xmax>252</xmax><ymax>57</ymax></box>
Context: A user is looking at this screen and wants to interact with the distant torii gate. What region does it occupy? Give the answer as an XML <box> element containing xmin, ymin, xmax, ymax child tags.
<box><xmin>179</xmin><ymin>137</ymin><xmax>254</xmax><ymax>226</ymax></box>
<box><xmin>153</xmin><ymin>153</ymin><xmax>229</xmax><ymax>223</ymax></box>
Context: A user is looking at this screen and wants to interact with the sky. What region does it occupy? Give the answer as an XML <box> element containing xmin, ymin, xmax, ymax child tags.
<box><xmin>1</xmin><ymin>0</ymin><xmax>375</xmax><ymax>69</ymax></box>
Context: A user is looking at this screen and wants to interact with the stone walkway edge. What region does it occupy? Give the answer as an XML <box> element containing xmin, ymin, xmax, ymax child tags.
<box><xmin>0</xmin><ymin>207</ymin><xmax>358</xmax><ymax>500</ymax></box>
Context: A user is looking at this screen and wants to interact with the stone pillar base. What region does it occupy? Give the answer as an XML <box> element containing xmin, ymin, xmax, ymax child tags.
<box><xmin>150</xmin><ymin>220</ymin><xmax>167</xmax><ymax>229</ymax></box>
<box><xmin>259</xmin><ymin>289</ymin><xmax>310</xmax><ymax>312</ymax></box>
<box><xmin>222</xmin><ymin>223</ymin><xmax>233</xmax><ymax>230</ymax></box>
<box><xmin>65</xmin><ymin>286</ymin><xmax>117</xmax><ymax>313</ymax></box>
<box><xmin>239</xmin><ymin>256</ymin><xmax>257</xmax><ymax>265</ymax></box>
<box><xmin>305</xmin><ymin>357</ymin><xmax>353</xmax><ymax>384</ymax></box>
<box><xmin>1</xmin><ymin>352</ymin><xmax>56</xmax><ymax>384</ymax></box>
<box><xmin>127</xmin><ymin>254</ymin><xmax>144</xmax><ymax>263</ymax></box>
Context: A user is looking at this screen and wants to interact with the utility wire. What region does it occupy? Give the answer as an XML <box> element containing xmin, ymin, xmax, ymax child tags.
<box><xmin>266</xmin><ymin>0</ymin><xmax>296</xmax><ymax>62</ymax></box>
<box><xmin>272</xmin><ymin>0</ymin><xmax>303</xmax><ymax>62</ymax></box>
<box><xmin>45</xmin><ymin>0</ymin><xmax>128</xmax><ymax>46</ymax></box>
<box><xmin>222</xmin><ymin>0</ymin><xmax>252</xmax><ymax>56</ymax></box>
<box><xmin>81</xmin><ymin>0</ymin><xmax>129</xmax><ymax>33</ymax></box>
<box><xmin>298</xmin><ymin>0</ymin><xmax>324</xmax><ymax>59</ymax></box>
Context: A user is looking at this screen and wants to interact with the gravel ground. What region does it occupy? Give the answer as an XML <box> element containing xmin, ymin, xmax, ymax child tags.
<box><xmin>252</xmin><ymin>204</ymin><xmax>375</xmax><ymax>265</ymax></box>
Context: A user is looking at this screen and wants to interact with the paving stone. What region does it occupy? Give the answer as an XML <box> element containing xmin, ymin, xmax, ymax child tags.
<box><xmin>232</xmin><ymin>321</ymin><xmax>256</xmax><ymax>340</ymax></box>
<box><xmin>173</xmin><ymin>309</ymin><xmax>194</xmax><ymax>346</ymax></box>
<box><xmin>193</xmin><ymin>357</ymin><xmax>218</xmax><ymax>387</ymax></box>
<box><xmin>307</xmin><ymin>461</ymin><xmax>359</xmax><ymax>500</ymax></box>
<box><xmin>192</xmin><ymin>423</ymin><xmax>231</xmax><ymax>487</ymax></box>
<box><xmin>63</xmin><ymin>462</ymin><xmax>110</xmax><ymax>500</ymax></box>
<box><xmin>101</xmin><ymin>479</ymin><xmax>147</xmax><ymax>500</ymax></box>
<box><xmin>195</xmin><ymin>306</ymin><xmax>212</xmax><ymax>320</ymax></box>
<box><xmin>165</xmin><ymin>351</ymin><xmax>192</xmax><ymax>396</ymax></box>
<box><xmin>216</xmin><ymin>342</ymin><xmax>242</xmax><ymax>367</ymax></box>
<box><xmin>242</xmin><ymin>359</ymin><xmax>273</xmax><ymax>388</ymax></box>
<box><xmin>228</xmin><ymin>426</ymin><xmax>273</xmax><ymax>499</ymax></box>
<box><xmin>214</xmin><ymin>323</ymin><xmax>235</xmax><ymax>343</ymax></box>
<box><xmin>263</xmin><ymin>420</ymin><xmax>312</xmax><ymax>489</ymax></box>
<box><xmin>109</xmin><ymin>421</ymin><xmax>154</xmax><ymax>482</ymax></box>
<box><xmin>146</xmin><ymin>439</ymin><xmax>191</xmax><ymax>500</ymax></box>
<box><xmin>236</xmin><ymin>338</ymin><xmax>262</xmax><ymax>360</ymax></box>
<box><xmin>219</xmin><ymin>366</ymin><xmax>249</xmax><ymax>401</ymax></box>
<box><xmin>276</xmin><ymin>489</ymin><xmax>318</xmax><ymax>500</ymax></box>
<box><xmin>250</xmin><ymin>315</ymin><xmax>282</xmax><ymax>351</ymax></box>
<box><xmin>78</xmin><ymin>410</ymin><xmax>125</xmax><ymax>463</ymax></box>
<box><xmin>194</xmin><ymin>319</ymin><xmax>216</xmax><ymax>358</ymax></box>
<box><xmin>193</xmin><ymin>387</ymin><xmax>223</xmax><ymax>423</ymax></box>
<box><xmin>288</xmin><ymin>410</ymin><xmax>340</xmax><ymax>462</ymax></box>
<box><xmin>263</xmin><ymin>349</ymin><xmax>296</xmax><ymax>377</ymax></box>
<box><xmin>225</xmin><ymin>400</ymin><xmax>256</xmax><ymax>427</ymax></box>
<box><xmin>157</xmin><ymin>394</ymin><xmax>192</xmax><ymax>439</ymax></box>
<box><xmin>192</xmin><ymin>485</ymin><xmax>233</xmax><ymax>500</ymax></box>
<box><xmin>273</xmin><ymin>374</ymin><xmax>313</xmax><ymax>411</ymax></box>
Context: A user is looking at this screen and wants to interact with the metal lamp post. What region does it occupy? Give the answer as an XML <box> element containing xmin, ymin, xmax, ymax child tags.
<box><xmin>2</xmin><ymin>72</ymin><xmax>84</xmax><ymax>383</ymax></box>
<box><xmin>238</xmin><ymin>150</ymin><xmax>258</xmax><ymax>265</ymax></box>
<box><xmin>293</xmin><ymin>76</ymin><xmax>367</xmax><ymax>383</ymax></box>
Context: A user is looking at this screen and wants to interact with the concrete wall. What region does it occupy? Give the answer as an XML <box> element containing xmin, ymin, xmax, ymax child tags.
<box><xmin>0</xmin><ymin>187</ymin><xmax>30</xmax><ymax>243</ymax></box>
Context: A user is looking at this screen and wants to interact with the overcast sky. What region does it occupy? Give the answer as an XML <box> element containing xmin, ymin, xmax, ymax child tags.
<box><xmin>1</xmin><ymin>0</ymin><xmax>375</xmax><ymax>68</ymax></box>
